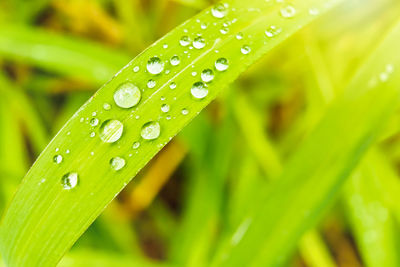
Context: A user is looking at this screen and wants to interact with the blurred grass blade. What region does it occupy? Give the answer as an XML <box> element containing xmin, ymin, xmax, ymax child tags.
<box><xmin>0</xmin><ymin>0</ymin><xmax>344</xmax><ymax>266</ymax></box>
<box><xmin>212</xmin><ymin>19</ymin><xmax>400</xmax><ymax>267</ymax></box>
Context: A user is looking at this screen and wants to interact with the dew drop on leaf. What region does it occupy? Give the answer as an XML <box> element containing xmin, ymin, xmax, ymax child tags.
<box><xmin>280</xmin><ymin>5</ymin><xmax>296</xmax><ymax>18</ymax></box>
<box><xmin>53</xmin><ymin>155</ymin><xmax>63</xmax><ymax>164</ymax></box>
<box><xmin>147</xmin><ymin>79</ymin><xmax>156</xmax><ymax>89</ymax></box>
<box><xmin>181</xmin><ymin>108</ymin><xmax>189</xmax><ymax>115</ymax></box>
<box><xmin>113</xmin><ymin>82</ymin><xmax>141</xmax><ymax>108</ymax></box>
<box><xmin>141</xmin><ymin>121</ymin><xmax>161</xmax><ymax>140</ymax></box>
<box><xmin>170</xmin><ymin>55</ymin><xmax>180</xmax><ymax>66</ymax></box>
<box><xmin>161</xmin><ymin>104</ymin><xmax>170</xmax><ymax>113</ymax></box>
<box><xmin>169</xmin><ymin>82</ymin><xmax>177</xmax><ymax>89</ymax></box>
<box><xmin>146</xmin><ymin>57</ymin><xmax>165</xmax><ymax>75</ymax></box>
<box><xmin>191</xmin><ymin>82</ymin><xmax>208</xmax><ymax>99</ymax></box>
<box><xmin>132</xmin><ymin>141</ymin><xmax>140</xmax><ymax>149</ymax></box>
<box><xmin>180</xmin><ymin>36</ymin><xmax>191</xmax><ymax>47</ymax></box>
<box><xmin>193</xmin><ymin>36</ymin><xmax>206</xmax><ymax>49</ymax></box>
<box><xmin>211</xmin><ymin>3</ymin><xmax>228</xmax><ymax>18</ymax></box>
<box><xmin>103</xmin><ymin>103</ymin><xmax>111</xmax><ymax>110</ymax></box>
<box><xmin>61</xmin><ymin>172</ymin><xmax>78</xmax><ymax>190</ymax></box>
<box><xmin>241</xmin><ymin>45</ymin><xmax>251</xmax><ymax>55</ymax></box>
<box><xmin>201</xmin><ymin>69</ymin><xmax>214</xmax><ymax>82</ymax></box>
<box><xmin>236</xmin><ymin>32</ymin><xmax>243</xmax><ymax>40</ymax></box>
<box><xmin>110</xmin><ymin>157</ymin><xmax>126</xmax><ymax>171</ymax></box>
<box><xmin>99</xmin><ymin>120</ymin><xmax>124</xmax><ymax>143</ymax></box>
<box><xmin>133</xmin><ymin>66</ymin><xmax>140</xmax><ymax>72</ymax></box>
<box><xmin>215</xmin><ymin>58</ymin><xmax>229</xmax><ymax>71</ymax></box>
<box><xmin>265</xmin><ymin>25</ymin><xmax>282</xmax><ymax>37</ymax></box>
<box><xmin>90</xmin><ymin>118</ymin><xmax>99</xmax><ymax>126</ymax></box>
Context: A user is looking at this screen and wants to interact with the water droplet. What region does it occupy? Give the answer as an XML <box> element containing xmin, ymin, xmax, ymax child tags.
<box><xmin>90</xmin><ymin>118</ymin><xmax>99</xmax><ymax>126</ymax></box>
<box><xmin>163</xmin><ymin>43</ymin><xmax>168</xmax><ymax>49</ymax></box>
<box><xmin>201</xmin><ymin>69</ymin><xmax>214</xmax><ymax>82</ymax></box>
<box><xmin>215</xmin><ymin>58</ymin><xmax>229</xmax><ymax>71</ymax></box>
<box><xmin>132</xmin><ymin>141</ymin><xmax>140</xmax><ymax>149</ymax></box>
<box><xmin>201</xmin><ymin>23</ymin><xmax>207</xmax><ymax>29</ymax></box>
<box><xmin>191</xmin><ymin>82</ymin><xmax>208</xmax><ymax>99</ymax></box>
<box><xmin>147</xmin><ymin>57</ymin><xmax>164</xmax><ymax>75</ymax></box>
<box><xmin>181</xmin><ymin>108</ymin><xmax>189</xmax><ymax>115</ymax></box>
<box><xmin>192</xmin><ymin>71</ymin><xmax>197</xmax><ymax>76</ymax></box>
<box><xmin>114</xmin><ymin>82</ymin><xmax>141</xmax><ymax>108</ymax></box>
<box><xmin>99</xmin><ymin>120</ymin><xmax>123</xmax><ymax>143</ymax></box>
<box><xmin>110</xmin><ymin>157</ymin><xmax>126</xmax><ymax>171</ymax></box>
<box><xmin>193</xmin><ymin>37</ymin><xmax>206</xmax><ymax>49</ymax></box>
<box><xmin>169</xmin><ymin>82</ymin><xmax>177</xmax><ymax>89</ymax></box>
<box><xmin>309</xmin><ymin>7</ymin><xmax>320</xmax><ymax>15</ymax></box>
<box><xmin>161</xmin><ymin>104</ymin><xmax>170</xmax><ymax>113</ymax></box>
<box><xmin>147</xmin><ymin>79</ymin><xmax>156</xmax><ymax>89</ymax></box>
<box><xmin>212</xmin><ymin>3</ymin><xmax>228</xmax><ymax>18</ymax></box>
<box><xmin>170</xmin><ymin>55</ymin><xmax>180</xmax><ymax>66</ymax></box>
<box><xmin>166</xmin><ymin>115</ymin><xmax>171</xmax><ymax>120</ymax></box>
<box><xmin>280</xmin><ymin>5</ymin><xmax>296</xmax><ymax>18</ymax></box>
<box><xmin>141</xmin><ymin>121</ymin><xmax>161</xmax><ymax>140</ymax></box>
<box><xmin>241</xmin><ymin>45</ymin><xmax>251</xmax><ymax>55</ymax></box>
<box><xmin>133</xmin><ymin>66</ymin><xmax>140</xmax><ymax>72</ymax></box>
<box><xmin>265</xmin><ymin>25</ymin><xmax>282</xmax><ymax>37</ymax></box>
<box><xmin>103</xmin><ymin>103</ymin><xmax>111</xmax><ymax>110</ymax></box>
<box><xmin>90</xmin><ymin>132</ymin><xmax>96</xmax><ymax>137</ymax></box>
<box><xmin>53</xmin><ymin>155</ymin><xmax>63</xmax><ymax>164</ymax></box>
<box><xmin>236</xmin><ymin>32</ymin><xmax>243</xmax><ymax>40</ymax></box>
<box><xmin>220</xmin><ymin>28</ymin><xmax>229</xmax><ymax>34</ymax></box>
<box><xmin>61</xmin><ymin>172</ymin><xmax>78</xmax><ymax>190</ymax></box>
<box><xmin>180</xmin><ymin>36</ymin><xmax>191</xmax><ymax>47</ymax></box>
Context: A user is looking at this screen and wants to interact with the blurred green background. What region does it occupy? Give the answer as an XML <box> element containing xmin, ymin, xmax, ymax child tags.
<box><xmin>1</xmin><ymin>0</ymin><xmax>400</xmax><ymax>266</ymax></box>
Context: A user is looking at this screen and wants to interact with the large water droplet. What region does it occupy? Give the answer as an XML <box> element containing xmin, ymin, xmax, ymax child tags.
<box><xmin>211</xmin><ymin>3</ymin><xmax>228</xmax><ymax>18</ymax></box>
<box><xmin>241</xmin><ymin>45</ymin><xmax>251</xmax><ymax>55</ymax></box>
<box><xmin>201</xmin><ymin>69</ymin><xmax>214</xmax><ymax>83</ymax></box>
<box><xmin>53</xmin><ymin>155</ymin><xmax>63</xmax><ymax>164</ymax></box>
<box><xmin>280</xmin><ymin>5</ymin><xmax>296</xmax><ymax>18</ymax></box>
<box><xmin>180</xmin><ymin>36</ymin><xmax>191</xmax><ymax>47</ymax></box>
<box><xmin>61</xmin><ymin>172</ymin><xmax>78</xmax><ymax>190</ymax></box>
<box><xmin>191</xmin><ymin>82</ymin><xmax>208</xmax><ymax>99</ymax></box>
<box><xmin>215</xmin><ymin>58</ymin><xmax>229</xmax><ymax>71</ymax></box>
<box><xmin>147</xmin><ymin>57</ymin><xmax>164</xmax><ymax>75</ymax></box>
<box><xmin>110</xmin><ymin>157</ymin><xmax>126</xmax><ymax>171</ymax></box>
<box><xmin>193</xmin><ymin>37</ymin><xmax>206</xmax><ymax>49</ymax></box>
<box><xmin>113</xmin><ymin>82</ymin><xmax>141</xmax><ymax>108</ymax></box>
<box><xmin>99</xmin><ymin>120</ymin><xmax>123</xmax><ymax>143</ymax></box>
<box><xmin>141</xmin><ymin>121</ymin><xmax>161</xmax><ymax>140</ymax></box>
<box><xmin>170</xmin><ymin>55</ymin><xmax>180</xmax><ymax>66</ymax></box>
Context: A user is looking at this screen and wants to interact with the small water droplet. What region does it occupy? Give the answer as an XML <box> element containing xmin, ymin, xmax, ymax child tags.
<box><xmin>241</xmin><ymin>45</ymin><xmax>251</xmax><ymax>55</ymax></box>
<box><xmin>212</xmin><ymin>3</ymin><xmax>228</xmax><ymax>18</ymax></box>
<box><xmin>170</xmin><ymin>55</ymin><xmax>180</xmax><ymax>66</ymax></box>
<box><xmin>161</xmin><ymin>104</ymin><xmax>170</xmax><ymax>113</ymax></box>
<box><xmin>114</xmin><ymin>82</ymin><xmax>141</xmax><ymax>108</ymax></box>
<box><xmin>201</xmin><ymin>69</ymin><xmax>214</xmax><ymax>82</ymax></box>
<box><xmin>181</xmin><ymin>108</ymin><xmax>189</xmax><ymax>115</ymax></box>
<box><xmin>193</xmin><ymin>37</ymin><xmax>206</xmax><ymax>49</ymax></box>
<box><xmin>132</xmin><ymin>141</ymin><xmax>140</xmax><ymax>149</ymax></box>
<box><xmin>201</xmin><ymin>23</ymin><xmax>207</xmax><ymax>29</ymax></box>
<box><xmin>53</xmin><ymin>155</ymin><xmax>63</xmax><ymax>164</ymax></box>
<box><xmin>236</xmin><ymin>32</ymin><xmax>243</xmax><ymax>40</ymax></box>
<box><xmin>220</xmin><ymin>28</ymin><xmax>229</xmax><ymax>34</ymax></box>
<box><xmin>147</xmin><ymin>57</ymin><xmax>165</xmax><ymax>75</ymax></box>
<box><xmin>215</xmin><ymin>58</ymin><xmax>229</xmax><ymax>71</ymax></box>
<box><xmin>61</xmin><ymin>172</ymin><xmax>79</xmax><ymax>190</ymax></box>
<box><xmin>309</xmin><ymin>7</ymin><xmax>319</xmax><ymax>15</ymax></box>
<box><xmin>191</xmin><ymin>82</ymin><xmax>208</xmax><ymax>99</ymax></box>
<box><xmin>163</xmin><ymin>43</ymin><xmax>168</xmax><ymax>49</ymax></box>
<box><xmin>166</xmin><ymin>115</ymin><xmax>171</xmax><ymax>120</ymax></box>
<box><xmin>141</xmin><ymin>121</ymin><xmax>161</xmax><ymax>140</ymax></box>
<box><xmin>280</xmin><ymin>5</ymin><xmax>296</xmax><ymax>18</ymax></box>
<box><xmin>90</xmin><ymin>118</ymin><xmax>99</xmax><ymax>126</ymax></box>
<box><xmin>133</xmin><ymin>66</ymin><xmax>140</xmax><ymax>72</ymax></box>
<box><xmin>110</xmin><ymin>157</ymin><xmax>126</xmax><ymax>171</ymax></box>
<box><xmin>99</xmin><ymin>120</ymin><xmax>124</xmax><ymax>143</ymax></box>
<box><xmin>180</xmin><ymin>36</ymin><xmax>191</xmax><ymax>47</ymax></box>
<box><xmin>192</xmin><ymin>71</ymin><xmax>197</xmax><ymax>76</ymax></box>
<box><xmin>169</xmin><ymin>82</ymin><xmax>177</xmax><ymax>89</ymax></box>
<box><xmin>90</xmin><ymin>132</ymin><xmax>96</xmax><ymax>138</ymax></box>
<box><xmin>147</xmin><ymin>79</ymin><xmax>156</xmax><ymax>89</ymax></box>
<box><xmin>103</xmin><ymin>103</ymin><xmax>111</xmax><ymax>110</ymax></box>
<box><xmin>265</xmin><ymin>25</ymin><xmax>282</xmax><ymax>37</ymax></box>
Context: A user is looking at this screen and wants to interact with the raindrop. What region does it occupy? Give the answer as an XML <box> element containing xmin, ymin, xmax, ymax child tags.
<box><xmin>103</xmin><ymin>103</ymin><xmax>111</xmax><ymax>110</ymax></box>
<box><xmin>133</xmin><ymin>66</ymin><xmax>140</xmax><ymax>72</ymax></box>
<box><xmin>147</xmin><ymin>57</ymin><xmax>165</xmax><ymax>75</ymax></box>
<box><xmin>280</xmin><ymin>5</ymin><xmax>296</xmax><ymax>18</ymax></box>
<box><xmin>215</xmin><ymin>58</ymin><xmax>229</xmax><ymax>71</ymax></box>
<box><xmin>53</xmin><ymin>155</ymin><xmax>63</xmax><ymax>164</ymax></box>
<box><xmin>113</xmin><ymin>82</ymin><xmax>141</xmax><ymax>108</ymax></box>
<box><xmin>309</xmin><ymin>7</ymin><xmax>320</xmax><ymax>15</ymax></box>
<box><xmin>161</xmin><ymin>104</ymin><xmax>170</xmax><ymax>113</ymax></box>
<box><xmin>220</xmin><ymin>28</ymin><xmax>229</xmax><ymax>34</ymax></box>
<box><xmin>201</xmin><ymin>69</ymin><xmax>214</xmax><ymax>82</ymax></box>
<box><xmin>191</xmin><ymin>82</ymin><xmax>208</xmax><ymax>99</ymax></box>
<box><xmin>193</xmin><ymin>37</ymin><xmax>206</xmax><ymax>49</ymax></box>
<box><xmin>170</xmin><ymin>55</ymin><xmax>180</xmax><ymax>66</ymax></box>
<box><xmin>265</xmin><ymin>25</ymin><xmax>282</xmax><ymax>37</ymax></box>
<box><xmin>163</xmin><ymin>43</ymin><xmax>168</xmax><ymax>49</ymax></box>
<box><xmin>236</xmin><ymin>32</ymin><xmax>243</xmax><ymax>40</ymax></box>
<box><xmin>211</xmin><ymin>3</ymin><xmax>228</xmax><ymax>18</ymax></box>
<box><xmin>99</xmin><ymin>120</ymin><xmax>124</xmax><ymax>143</ymax></box>
<box><xmin>141</xmin><ymin>121</ymin><xmax>161</xmax><ymax>140</ymax></box>
<box><xmin>132</xmin><ymin>141</ymin><xmax>140</xmax><ymax>149</ymax></box>
<box><xmin>180</xmin><ymin>36</ymin><xmax>191</xmax><ymax>47</ymax></box>
<box><xmin>201</xmin><ymin>23</ymin><xmax>207</xmax><ymax>29</ymax></box>
<box><xmin>110</xmin><ymin>157</ymin><xmax>126</xmax><ymax>171</ymax></box>
<box><xmin>90</xmin><ymin>118</ymin><xmax>99</xmax><ymax>126</ymax></box>
<box><xmin>241</xmin><ymin>45</ymin><xmax>251</xmax><ymax>55</ymax></box>
<box><xmin>170</xmin><ymin>82</ymin><xmax>177</xmax><ymax>89</ymax></box>
<box><xmin>61</xmin><ymin>172</ymin><xmax>79</xmax><ymax>190</ymax></box>
<box><xmin>147</xmin><ymin>79</ymin><xmax>156</xmax><ymax>89</ymax></box>
<box><xmin>181</xmin><ymin>108</ymin><xmax>189</xmax><ymax>115</ymax></box>
<box><xmin>90</xmin><ymin>132</ymin><xmax>96</xmax><ymax>138</ymax></box>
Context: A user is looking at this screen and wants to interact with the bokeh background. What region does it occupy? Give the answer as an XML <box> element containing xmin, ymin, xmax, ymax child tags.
<box><xmin>1</xmin><ymin>0</ymin><xmax>400</xmax><ymax>266</ymax></box>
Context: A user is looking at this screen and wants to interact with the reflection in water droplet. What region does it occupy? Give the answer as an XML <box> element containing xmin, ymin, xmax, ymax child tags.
<box><xmin>201</xmin><ymin>69</ymin><xmax>214</xmax><ymax>83</ymax></box>
<box><xmin>180</xmin><ymin>36</ymin><xmax>191</xmax><ymax>47</ymax></box>
<box><xmin>110</xmin><ymin>157</ymin><xmax>126</xmax><ymax>171</ymax></box>
<box><xmin>193</xmin><ymin>37</ymin><xmax>206</xmax><ymax>49</ymax></box>
<box><xmin>61</xmin><ymin>172</ymin><xmax>79</xmax><ymax>190</ymax></box>
<box><xmin>191</xmin><ymin>82</ymin><xmax>208</xmax><ymax>99</ymax></box>
<box><xmin>211</xmin><ymin>3</ymin><xmax>228</xmax><ymax>18</ymax></box>
<box><xmin>241</xmin><ymin>45</ymin><xmax>251</xmax><ymax>55</ymax></box>
<box><xmin>113</xmin><ymin>82</ymin><xmax>141</xmax><ymax>108</ymax></box>
<box><xmin>170</xmin><ymin>55</ymin><xmax>180</xmax><ymax>66</ymax></box>
<box><xmin>141</xmin><ymin>121</ymin><xmax>161</xmax><ymax>140</ymax></box>
<box><xmin>53</xmin><ymin>155</ymin><xmax>63</xmax><ymax>164</ymax></box>
<box><xmin>99</xmin><ymin>120</ymin><xmax>124</xmax><ymax>143</ymax></box>
<box><xmin>215</xmin><ymin>58</ymin><xmax>229</xmax><ymax>71</ymax></box>
<box><xmin>147</xmin><ymin>57</ymin><xmax>165</xmax><ymax>75</ymax></box>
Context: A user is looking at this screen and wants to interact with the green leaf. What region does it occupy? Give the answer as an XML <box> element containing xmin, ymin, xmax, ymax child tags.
<box><xmin>0</xmin><ymin>0</ymin><xmax>345</xmax><ymax>266</ymax></box>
